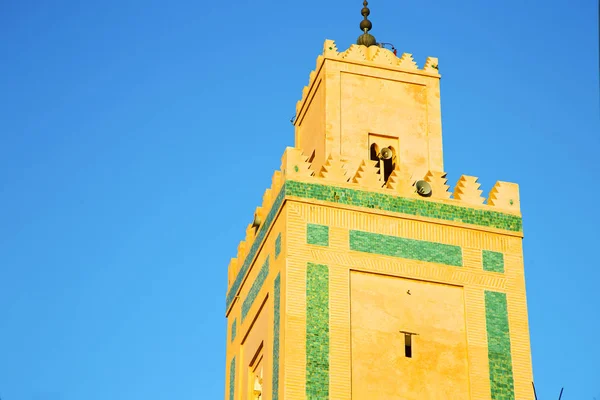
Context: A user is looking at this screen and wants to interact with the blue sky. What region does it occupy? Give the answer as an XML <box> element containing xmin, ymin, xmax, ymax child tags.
<box><xmin>0</xmin><ymin>0</ymin><xmax>598</xmax><ymax>399</ymax></box>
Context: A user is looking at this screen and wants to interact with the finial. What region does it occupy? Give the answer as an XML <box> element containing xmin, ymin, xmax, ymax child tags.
<box><xmin>357</xmin><ymin>0</ymin><xmax>377</xmax><ymax>47</ymax></box>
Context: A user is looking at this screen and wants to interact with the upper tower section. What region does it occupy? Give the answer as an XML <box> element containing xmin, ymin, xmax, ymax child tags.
<box><xmin>293</xmin><ymin>2</ymin><xmax>442</xmax><ymax>180</ymax></box>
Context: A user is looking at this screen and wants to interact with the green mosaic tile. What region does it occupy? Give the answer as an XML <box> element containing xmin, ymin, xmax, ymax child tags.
<box><xmin>307</xmin><ymin>224</ymin><xmax>329</xmax><ymax>246</ymax></box>
<box><xmin>349</xmin><ymin>230</ymin><xmax>463</xmax><ymax>267</ymax></box>
<box><xmin>229</xmin><ymin>356</ymin><xmax>236</xmax><ymax>400</ymax></box>
<box><xmin>241</xmin><ymin>257</ymin><xmax>270</xmax><ymax>322</ymax></box>
<box><xmin>306</xmin><ymin>263</ymin><xmax>329</xmax><ymax>399</ymax></box>
<box><xmin>483</xmin><ymin>250</ymin><xmax>505</xmax><ymax>273</ymax></box>
<box><xmin>230</xmin><ymin>319</ymin><xmax>237</xmax><ymax>342</ymax></box>
<box><xmin>275</xmin><ymin>233</ymin><xmax>282</xmax><ymax>259</ymax></box>
<box><xmin>285</xmin><ymin>180</ymin><xmax>522</xmax><ymax>232</ymax></box>
<box><xmin>272</xmin><ymin>273</ymin><xmax>281</xmax><ymax>400</ymax></box>
<box><xmin>485</xmin><ymin>291</ymin><xmax>515</xmax><ymax>400</ymax></box>
<box><xmin>226</xmin><ymin>185</ymin><xmax>285</xmax><ymax>310</ymax></box>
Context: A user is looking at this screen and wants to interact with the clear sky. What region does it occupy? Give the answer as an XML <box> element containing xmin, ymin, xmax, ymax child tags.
<box><xmin>0</xmin><ymin>0</ymin><xmax>598</xmax><ymax>399</ymax></box>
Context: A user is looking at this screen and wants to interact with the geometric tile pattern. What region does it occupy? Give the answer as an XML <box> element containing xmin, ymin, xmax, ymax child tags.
<box><xmin>306</xmin><ymin>262</ymin><xmax>330</xmax><ymax>399</ymax></box>
<box><xmin>275</xmin><ymin>233</ymin><xmax>282</xmax><ymax>258</ymax></box>
<box><xmin>483</xmin><ymin>250</ymin><xmax>505</xmax><ymax>273</ymax></box>
<box><xmin>231</xmin><ymin>319</ymin><xmax>237</xmax><ymax>342</ymax></box>
<box><xmin>307</xmin><ymin>224</ymin><xmax>329</xmax><ymax>246</ymax></box>
<box><xmin>349</xmin><ymin>230</ymin><xmax>463</xmax><ymax>267</ymax></box>
<box><xmin>226</xmin><ymin>186</ymin><xmax>285</xmax><ymax>310</ymax></box>
<box><xmin>241</xmin><ymin>256</ymin><xmax>270</xmax><ymax>322</ymax></box>
<box><xmin>286</xmin><ymin>180</ymin><xmax>523</xmax><ymax>232</ymax></box>
<box><xmin>485</xmin><ymin>291</ymin><xmax>515</xmax><ymax>400</ymax></box>
<box><xmin>227</xmin><ymin>178</ymin><xmax>521</xmax><ymax>310</ymax></box>
<box><xmin>229</xmin><ymin>356</ymin><xmax>236</xmax><ymax>400</ymax></box>
<box><xmin>272</xmin><ymin>273</ymin><xmax>281</xmax><ymax>400</ymax></box>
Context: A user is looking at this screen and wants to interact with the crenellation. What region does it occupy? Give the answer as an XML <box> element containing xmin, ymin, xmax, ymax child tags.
<box><xmin>424</xmin><ymin>170</ymin><xmax>452</xmax><ymax>200</ymax></box>
<box><xmin>370</xmin><ymin>47</ymin><xmax>397</xmax><ymax>66</ymax></box>
<box><xmin>281</xmin><ymin>147</ymin><xmax>314</xmax><ymax>179</ymax></box>
<box><xmin>386</xmin><ymin>165</ymin><xmax>419</xmax><ymax>196</ymax></box>
<box><xmin>323</xmin><ymin>39</ymin><xmax>338</xmax><ymax>56</ymax></box>
<box><xmin>487</xmin><ymin>181</ymin><xmax>521</xmax><ymax>212</ymax></box>
<box><xmin>226</xmin><ymin>147</ymin><xmax>522</xmax><ymax>294</ymax></box>
<box><xmin>398</xmin><ymin>53</ymin><xmax>419</xmax><ymax>70</ymax></box>
<box><xmin>351</xmin><ymin>159</ymin><xmax>382</xmax><ymax>189</ymax></box>
<box><xmin>340</xmin><ymin>44</ymin><xmax>368</xmax><ymax>61</ymax></box>
<box><xmin>318</xmin><ymin>154</ymin><xmax>350</xmax><ymax>183</ymax></box>
<box><xmin>453</xmin><ymin>175</ymin><xmax>485</xmax><ymax>205</ymax></box>
<box><xmin>294</xmin><ymin>39</ymin><xmax>441</xmax><ymax>130</ymax></box>
<box><xmin>423</xmin><ymin>56</ymin><xmax>439</xmax><ymax>73</ymax></box>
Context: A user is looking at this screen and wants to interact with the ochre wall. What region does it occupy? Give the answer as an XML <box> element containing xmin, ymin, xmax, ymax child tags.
<box><xmin>282</xmin><ymin>198</ymin><xmax>532</xmax><ymax>399</ymax></box>
<box><xmin>294</xmin><ymin>41</ymin><xmax>443</xmax><ymax>179</ymax></box>
<box><xmin>350</xmin><ymin>272</ymin><xmax>469</xmax><ymax>399</ymax></box>
<box><xmin>224</xmin><ymin>200</ymin><xmax>288</xmax><ymax>400</ymax></box>
<box><xmin>225</xmin><ymin>38</ymin><xmax>531</xmax><ymax>399</ymax></box>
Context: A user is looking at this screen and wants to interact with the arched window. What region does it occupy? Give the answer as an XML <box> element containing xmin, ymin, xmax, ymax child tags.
<box><xmin>369</xmin><ymin>143</ymin><xmax>396</xmax><ymax>184</ymax></box>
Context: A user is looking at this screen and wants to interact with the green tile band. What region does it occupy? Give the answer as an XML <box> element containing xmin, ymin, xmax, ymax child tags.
<box><xmin>226</xmin><ymin>186</ymin><xmax>285</xmax><ymax>311</ymax></box>
<box><xmin>483</xmin><ymin>250</ymin><xmax>505</xmax><ymax>273</ymax></box>
<box><xmin>241</xmin><ymin>257</ymin><xmax>270</xmax><ymax>322</ymax></box>
<box><xmin>229</xmin><ymin>356</ymin><xmax>236</xmax><ymax>400</ymax></box>
<box><xmin>485</xmin><ymin>291</ymin><xmax>515</xmax><ymax>399</ymax></box>
<box><xmin>307</xmin><ymin>224</ymin><xmax>329</xmax><ymax>246</ymax></box>
<box><xmin>272</xmin><ymin>273</ymin><xmax>281</xmax><ymax>400</ymax></box>
<box><xmin>350</xmin><ymin>230</ymin><xmax>463</xmax><ymax>266</ymax></box>
<box><xmin>275</xmin><ymin>233</ymin><xmax>282</xmax><ymax>258</ymax></box>
<box><xmin>306</xmin><ymin>263</ymin><xmax>329</xmax><ymax>399</ymax></box>
<box><xmin>230</xmin><ymin>319</ymin><xmax>237</xmax><ymax>342</ymax></box>
<box><xmin>285</xmin><ymin>180</ymin><xmax>522</xmax><ymax>232</ymax></box>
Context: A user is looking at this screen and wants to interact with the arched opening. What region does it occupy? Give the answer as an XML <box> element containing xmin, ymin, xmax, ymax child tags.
<box><xmin>382</xmin><ymin>145</ymin><xmax>396</xmax><ymax>182</ymax></box>
<box><xmin>370</xmin><ymin>143</ymin><xmax>396</xmax><ymax>184</ymax></box>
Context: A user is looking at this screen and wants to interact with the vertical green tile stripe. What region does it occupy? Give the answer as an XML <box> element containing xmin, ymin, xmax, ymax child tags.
<box><xmin>230</xmin><ymin>319</ymin><xmax>237</xmax><ymax>342</ymax></box>
<box><xmin>229</xmin><ymin>356</ymin><xmax>236</xmax><ymax>400</ymax></box>
<box><xmin>275</xmin><ymin>233</ymin><xmax>282</xmax><ymax>259</ymax></box>
<box><xmin>485</xmin><ymin>291</ymin><xmax>515</xmax><ymax>400</ymax></box>
<box><xmin>307</xmin><ymin>224</ymin><xmax>329</xmax><ymax>246</ymax></box>
<box><xmin>285</xmin><ymin>180</ymin><xmax>522</xmax><ymax>232</ymax></box>
<box><xmin>226</xmin><ymin>185</ymin><xmax>286</xmax><ymax>311</ymax></box>
<box><xmin>349</xmin><ymin>230</ymin><xmax>463</xmax><ymax>267</ymax></box>
<box><xmin>306</xmin><ymin>263</ymin><xmax>329</xmax><ymax>399</ymax></box>
<box><xmin>241</xmin><ymin>257</ymin><xmax>270</xmax><ymax>322</ymax></box>
<box><xmin>272</xmin><ymin>273</ymin><xmax>281</xmax><ymax>400</ymax></box>
<box><xmin>483</xmin><ymin>250</ymin><xmax>505</xmax><ymax>273</ymax></box>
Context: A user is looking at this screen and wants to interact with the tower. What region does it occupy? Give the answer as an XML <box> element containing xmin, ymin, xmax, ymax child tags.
<box><xmin>224</xmin><ymin>3</ymin><xmax>533</xmax><ymax>399</ymax></box>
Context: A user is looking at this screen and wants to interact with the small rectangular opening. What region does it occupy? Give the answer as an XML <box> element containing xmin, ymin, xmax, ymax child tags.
<box><xmin>404</xmin><ymin>333</ymin><xmax>412</xmax><ymax>358</ymax></box>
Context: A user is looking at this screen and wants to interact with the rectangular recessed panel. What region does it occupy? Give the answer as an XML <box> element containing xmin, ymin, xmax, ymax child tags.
<box><xmin>350</xmin><ymin>271</ymin><xmax>470</xmax><ymax>400</ymax></box>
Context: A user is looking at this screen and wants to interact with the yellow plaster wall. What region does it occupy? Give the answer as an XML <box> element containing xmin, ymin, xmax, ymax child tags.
<box><xmin>350</xmin><ymin>271</ymin><xmax>470</xmax><ymax>400</ymax></box>
<box><xmin>294</xmin><ymin>41</ymin><xmax>444</xmax><ymax>178</ymax></box>
<box><xmin>224</xmin><ymin>205</ymin><xmax>288</xmax><ymax>400</ymax></box>
<box><xmin>280</xmin><ymin>199</ymin><xmax>533</xmax><ymax>399</ymax></box>
<box><xmin>295</xmin><ymin>77</ymin><xmax>326</xmax><ymax>173</ymax></box>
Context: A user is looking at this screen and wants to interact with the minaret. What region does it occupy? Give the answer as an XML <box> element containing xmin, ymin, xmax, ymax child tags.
<box><xmin>224</xmin><ymin>3</ymin><xmax>534</xmax><ymax>399</ymax></box>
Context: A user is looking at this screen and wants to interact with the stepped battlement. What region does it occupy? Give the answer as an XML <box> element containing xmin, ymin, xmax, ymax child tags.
<box><xmin>226</xmin><ymin>147</ymin><xmax>521</xmax><ymax>293</ymax></box>
<box><xmin>296</xmin><ymin>39</ymin><xmax>440</xmax><ymax>117</ymax></box>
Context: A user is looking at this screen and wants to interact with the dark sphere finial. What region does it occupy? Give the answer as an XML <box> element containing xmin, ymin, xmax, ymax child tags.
<box><xmin>357</xmin><ymin>0</ymin><xmax>376</xmax><ymax>46</ymax></box>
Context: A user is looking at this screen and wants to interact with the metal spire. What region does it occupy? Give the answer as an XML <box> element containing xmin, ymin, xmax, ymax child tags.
<box><xmin>357</xmin><ymin>1</ymin><xmax>377</xmax><ymax>47</ymax></box>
